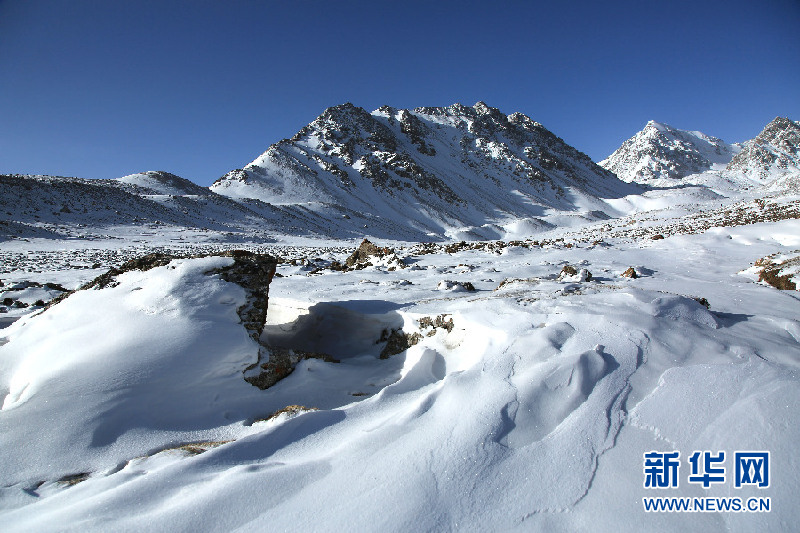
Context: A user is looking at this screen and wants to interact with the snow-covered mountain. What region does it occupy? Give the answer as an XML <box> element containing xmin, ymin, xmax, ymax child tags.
<box><xmin>2</xmin><ymin>102</ymin><xmax>642</xmax><ymax>242</ymax></box>
<box><xmin>0</xmin><ymin>172</ymin><xmax>285</xmax><ymax>239</ymax></box>
<box><xmin>5</xmin><ymin>109</ymin><xmax>798</xmax><ymax>244</ymax></box>
<box><xmin>727</xmin><ymin>116</ymin><xmax>800</xmax><ymax>181</ymax></box>
<box><xmin>599</xmin><ymin>120</ymin><xmax>741</xmax><ymax>184</ymax></box>
<box><xmin>211</xmin><ymin>102</ymin><xmax>638</xmax><ymax>238</ymax></box>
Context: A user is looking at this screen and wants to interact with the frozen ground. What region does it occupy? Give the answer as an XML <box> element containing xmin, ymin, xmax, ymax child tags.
<box><xmin>0</xmin><ymin>191</ymin><xmax>798</xmax><ymax>532</ymax></box>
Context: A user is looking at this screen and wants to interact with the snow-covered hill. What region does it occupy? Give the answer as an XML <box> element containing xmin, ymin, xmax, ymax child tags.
<box><xmin>115</xmin><ymin>170</ymin><xmax>214</xmax><ymax>196</ymax></box>
<box><xmin>0</xmin><ymin>173</ymin><xmax>379</xmax><ymax>243</ymax></box>
<box><xmin>599</xmin><ymin>120</ymin><xmax>741</xmax><ymax>184</ymax></box>
<box><xmin>0</xmin><ymin>173</ymin><xmax>270</xmax><ymax>236</ymax></box>
<box><xmin>211</xmin><ymin>102</ymin><xmax>639</xmax><ymax>239</ymax></box>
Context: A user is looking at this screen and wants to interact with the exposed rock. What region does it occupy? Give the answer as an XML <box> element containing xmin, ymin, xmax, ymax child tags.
<box><xmin>418</xmin><ymin>314</ymin><xmax>455</xmax><ymax>334</ymax></box>
<box><xmin>759</xmin><ymin>269</ymin><xmax>797</xmax><ymax>290</ymax></box>
<box><xmin>754</xmin><ymin>252</ymin><xmax>800</xmax><ymax>291</ymax></box>
<box><xmin>345</xmin><ymin>239</ymin><xmax>394</xmax><ymax>268</ymax></box>
<box><xmin>253</xmin><ymin>405</ymin><xmax>319</xmax><ymax>424</ymax></box>
<box><xmin>214</xmin><ymin>250</ymin><xmax>278</xmax><ymax>343</ymax></box>
<box><xmin>80</xmin><ymin>252</ymin><xmax>176</xmax><ymax>291</ymax></box>
<box><xmin>621</xmin><ymin>267</ymin><xmax>639</xmax><ymax>279</ymax></box>
<box><xmin>691</xmin><ymin>297</ymin><xmax>711</xmax><ymax>309</ymax></box>
<box><xmin>495</xmin><ymin>278</ymin><xmax>537</xmax><ymax>291</ymax></box>
<box><xmin>378</xmin><ymin>328</ymin><xmax>423</xmax><ymax>359</ymax></box>
<box><xmin>560</xmin><ymin>265</ymin><xmax>578</xmax><ymax>277</ymax></box>
<box><xmin>558</xmin><ymin>265</ymin><xmax>592</xmax><ymax>282</ymax></box>
<box><xmin>57</xmin><ymin>472</ymin><xmax>91</xmax><ymax>487</ymax></box>
<box><xmin>170</xmin><ymin>441</ymin><xmax>231</xmax><ymax>456</ymax></box>
<box><xmin>444</xmin><ymin>241</ymin><xmax>468</xmax><ymax>254</ymax></box>
<box><xmin>436</xmin><ymin>280</ymin><xmax>476</xmax><ymax>292</ymax></box>
<box><xmin>245</xmin><ymin>347</ymin><xmax>338</xmax><ymax>390</ymax></box>
<box><xmin>651</xmin><ymin>234</ymin><xmax>665</xmax><ymax>240</ymax></box>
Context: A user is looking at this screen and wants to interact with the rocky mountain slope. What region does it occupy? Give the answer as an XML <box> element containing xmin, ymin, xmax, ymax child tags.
<box><xmin>599</xmin><ymin>120</ymin><xmax>741</xmax><ymax>184</ymax></box>
<box><xmin>727</xmin><ymin>116</ymin><xmax>800</xmax><ymax>182</ymax></box>
<box><xmin>211</xmin><ymin>102</ymin><xmax>639</xmax><ymax>239</ymax></box>
<box><xmin>601</xmin><ymin>117</ymin><xmax>800</xmax><ymax>194</ymax></box>
<box><xmin>5</xmin><ymin>109</ymin><xmax>799</xmax><ymax>243</ymax></box>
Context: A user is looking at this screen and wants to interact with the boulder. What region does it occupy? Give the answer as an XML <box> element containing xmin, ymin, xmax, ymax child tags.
<box><xmin>621</xmin><ymin>267</ymin><xmax>639</xmax><ymax>279</ymax></box>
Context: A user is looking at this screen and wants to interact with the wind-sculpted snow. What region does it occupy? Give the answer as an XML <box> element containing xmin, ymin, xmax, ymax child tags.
<box><xmin>1</xmin><ymin>218</ymin><xmax>799</xmax><ymax>531</ymax></box>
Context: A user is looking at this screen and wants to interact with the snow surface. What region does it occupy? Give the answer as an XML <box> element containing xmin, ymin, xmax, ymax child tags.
<box><xmin>1</xmin><ymin>206</ymin><xmax>799</xmax><ymax>531</ymax></box>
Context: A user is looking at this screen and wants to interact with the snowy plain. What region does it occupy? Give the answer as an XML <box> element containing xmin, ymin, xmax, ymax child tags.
<box><xmin>0</xmin><ymin>178</ymin><xmax>798</xmax><ymax>532</ymax></box>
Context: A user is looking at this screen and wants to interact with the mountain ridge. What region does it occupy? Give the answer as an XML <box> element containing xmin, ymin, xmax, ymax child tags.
<box><xmin>727</xmin><ymin>116</ymin><xmax>800</xmax><ymax>181</ymax></box>
<box><xmin>210</xmin><ymin>101</ymin><xmax>637</xmax><ymax>239</ymax></box>
<box><xmin>4</xmin><ymin>106</ymin><xmax>799</xmax><ymax>243</ymax></box>
<box><xmin>598</xmin><ymin>120</ymin><xmax>741</xmax><ymax>184</ymax></box>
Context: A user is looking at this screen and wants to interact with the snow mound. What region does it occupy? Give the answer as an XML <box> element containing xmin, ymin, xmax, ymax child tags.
<box><xmin>0</xmin><ymin>254</ymin><xmax>274</xmax><ymax>483</ymax></box>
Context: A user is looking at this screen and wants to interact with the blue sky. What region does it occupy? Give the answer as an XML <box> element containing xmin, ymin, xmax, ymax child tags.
<box><xmin>1</xmin><ymin>0</ymin><xmax>798</xmax><ymax>186</ymax></box>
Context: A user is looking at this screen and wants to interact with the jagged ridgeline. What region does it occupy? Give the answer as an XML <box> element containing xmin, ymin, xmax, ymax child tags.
<box><xmin>727</xmin><ymin>117</ymin><xmax>800</xmax><ymax>181</ymax></box>
<box><xmin>4</xmin><ymin>106</ymin><xmax>799</xmax><ymax>243</ymax></box>
<box><xmin>599</xmin><ymin>116</ymin><xmax>800</xmax><ymax>188</ymax></box>
<box><xmin>599</xmin><ymin>120</ymin><xmax>741</xmax><ymax>184</ymax></box>
<box><xmin>211</xmin><ymin>102</ymin><xmax>636</xmax><ymax>239</ymax></box>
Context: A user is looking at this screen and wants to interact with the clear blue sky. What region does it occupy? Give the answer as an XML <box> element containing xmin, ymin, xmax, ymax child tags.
<box><xmin>1</xmin><ymin>0</ymin><xmax>799</xmax><ymax>186</ymax></box>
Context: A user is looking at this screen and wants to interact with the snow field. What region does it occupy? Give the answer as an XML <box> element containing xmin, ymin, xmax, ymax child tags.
<box><xmin>0</xmin><ymin>217</ymin><xmax>798</xmax><ymax>531</ymax></box>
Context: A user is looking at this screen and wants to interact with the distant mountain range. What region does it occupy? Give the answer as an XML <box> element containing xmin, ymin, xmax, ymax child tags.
<box><xmin>600</xmin><ymin>117</ymin><xmax>800</xmax><ymax>187</ymax></box>
<box><xmin>2</xmin><ymin>104</ymin><xmax>798</xmax><ymax>242</ymax></box>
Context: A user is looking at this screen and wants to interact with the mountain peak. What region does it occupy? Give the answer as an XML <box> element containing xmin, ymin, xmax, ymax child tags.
<box><xmin>473</xmin><ymin>101</ymin><xmax>493</xmax><ymax>114</ymax></box>
<box><xmin>600</xmin><ymin>121</ymin><xmax>737</xmax><ymax>183</ymax></box>
<box><xmin>766</xmin><ymin>116</ymin><xmax>796</xmax><ymax>129</ymax></box>
<box><xmin>727</xmin><ymin>116</ymin><xmax>800</xmax><ymax>180</ymax></box>
<box><xmin>645</xmin><ymin>120</ymin><xmax>671</xmax><ymax>132</ymax></box>
<box><xmin>210</xmin><ymin>101</ymin><xmax>633</xmax><ymax>239</ymax></box>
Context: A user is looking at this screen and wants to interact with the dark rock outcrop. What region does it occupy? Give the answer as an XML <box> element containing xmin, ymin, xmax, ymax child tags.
<box><xmin>345</xmin><ymin>238</ymin><xmax>395</xmax><ymax>268</ymax></box>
